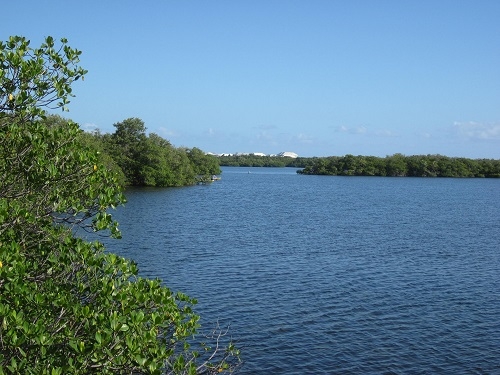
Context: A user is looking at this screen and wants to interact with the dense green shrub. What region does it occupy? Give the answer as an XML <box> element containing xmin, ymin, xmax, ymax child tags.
<box><xmin>297</xmin><ymin>154</ymin><xmax>500</xmax><ymax>177</ymax></box>
<box><xmin>82</xmin><ymin>118</ymin><xmax>221</xmax><ymax>187</ymax></box>
<box><xmin>0</xmin><ymin>36</ymin><xmax>239</xmax><ymax>374</ymax></box>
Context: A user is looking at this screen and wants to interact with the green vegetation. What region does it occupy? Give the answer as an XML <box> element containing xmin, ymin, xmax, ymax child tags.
<box><xmin>78</xmin><ymin>117</ymin><xmax>221</xmax><ymax>187</ymax></box>
<box><xmin>41</xmin><ymin>113</ymin><xmax>221</xmax><ymax>189</ymax></box>
<box><xmin>218</xmin><ymin>154</ymin><xmax>308</xmax><ymax>168</ymax></box>
<box><xmin>297</xmin><ymin>153</ymin><xmax>500</xmax><ymax>177</ymax></box>
<box><xmin>0</xmin><ymin>36</ymin><xmax>239</xmax><ymax>374</ymax></box>
<box><xmin>219</xmin><ymin>153</ymin><xmax>500</xmax><ymax>177</ymax></box>
<box><xmin>39</xmin><ymin>115</ymin><xmax>221</xmax><ymax>188</ymax></box>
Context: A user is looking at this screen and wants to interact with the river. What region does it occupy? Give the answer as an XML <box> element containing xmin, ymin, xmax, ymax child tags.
<box><xmin>101</xmin><ymin>167</ymin><xmax>500</xmax><ymax>374</ymax></box>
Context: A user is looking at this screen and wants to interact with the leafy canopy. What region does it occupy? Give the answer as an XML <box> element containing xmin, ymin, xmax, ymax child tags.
<box><xmin>0</xmin><ymin>36</ymin><xmax>239</xmax><ymax>374</ymax></box>
<box><xmin>87</xmin><ymin>117</ymin><xmax>221</xmax><ymax>187</ymax></box>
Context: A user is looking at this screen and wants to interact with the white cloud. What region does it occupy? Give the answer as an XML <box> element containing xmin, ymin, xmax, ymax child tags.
<box><xmin>335</xmin><ymin>125</ymin><xmax>367</xmax><ymax>134</ymax></box>
<box><xmin>355</xmin><ymin>126</ymin><xmax>367</xmax><ymax>134</ymax></box>
<box><xmin>157</xmin><ymin>127</ymin><xmax>179</xmax><ymax>138</ymax></box>
<box><xmin>81</xmin><ymin>123</ymin><xmax>98</xmax><ymax>132</ymax></box>
<box><xmin>374</xmin><ymin>129</ymin><xmax>397</xmax><ymax>137</ymax></box>
<box><xmin>335</xmin><ymin>124</ymin><xmax>396</xmax><ymax>137</ymax></box>
<box><xmin>296</xmin><ymin>133</ymin><xmax>314</xmax><ymax>144</ymax></box>
<box><xmin>419</xmin><ymin>132</ymin><xmax>432</xmax><ymax>139</ymax></box>
<box><xmin>256</xmin><ymin>131</ymin><xmax>274</xmax><ymax>141</ymax></box>
<box><xmin>453</xmin><ymin>121</ymin><xmax>500</xmax><ymax>140</ymax></box>
<box><xmin>204</xmin><ymin>127</ymin><xmax>216</xmax><ymax>137</ymax></box>
<box><xmin>254</xmin><ymin>124</ymin><xmax>278</xmax><ymax>130</ymax></box>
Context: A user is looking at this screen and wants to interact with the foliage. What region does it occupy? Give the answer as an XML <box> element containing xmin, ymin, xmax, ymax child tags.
<box><xmin>186</xmin><ymin>148</ymin><xmax>219</xmax><ymax>176</ymax></box>
<box><xmin>297</xmin><ymin>154</ymin><xmax>500</xmax><ymax>177</ymax></box>
<box><xmin>0</xmin><ymin>36</ymin><xmax>86</xmax><ymax>122</ymax></box>
<box><xmin>218</xmin><ymin>154</ymin><xmax>309</xmax><ymax>168</ymax></box>
<box><xmin>86</xmin><ymin>119</ymin><xmax>221</xmax><ymax>187</ymax></box>
<box><xmin>109</xmin><ymin>117</ymin><xmax>148</xmax><ymax>185</ymax></box>
<box><xmin>77</xmin><ymin>126</ymin><xmax>127</xmax><ymax>187</ymax></box>
<box><xmin>219</xmin><ymin>153</ymin><xmax>500</xmax><ymax>178</ymax></box>
<box><xmin>0</xmin><ymin>36</ymin><xmax>240</xmax><ymax>374</ymax></box>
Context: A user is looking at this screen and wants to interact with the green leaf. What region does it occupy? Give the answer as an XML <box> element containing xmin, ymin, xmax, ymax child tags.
<box><xmin>120</xmin><ymin>324</ymin><xmax>129</xmax><ymax>332</ymax></box>
<box><xmin>134</xmin><ymin>355</ymin><xmax>147</xmax><ymax>366</ymax></box>
<box><xmin>0</xmin><ymin>34</ymin><xmax>239</xmax><ymax>375</ymax></box>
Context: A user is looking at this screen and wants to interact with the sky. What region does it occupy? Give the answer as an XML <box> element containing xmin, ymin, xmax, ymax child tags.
<box><xmin>4</xmin><ymin>1</ymin><xmax>500</xmax><ymax>158</ymax></box>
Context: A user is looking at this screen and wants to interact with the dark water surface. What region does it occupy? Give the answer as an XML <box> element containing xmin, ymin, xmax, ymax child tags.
<box><xmin>103</xmin><ymin>167</ymin><xmax>500</xmax><ymax>374</ymax></box>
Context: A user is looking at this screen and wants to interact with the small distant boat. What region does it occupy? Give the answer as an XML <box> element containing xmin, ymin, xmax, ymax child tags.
<box><xmin>195</xmin><ymin>175</ymin><xmax>220</xmax><ymax>184</ymax></box>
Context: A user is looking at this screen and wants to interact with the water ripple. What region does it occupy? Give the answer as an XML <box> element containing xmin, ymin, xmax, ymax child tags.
<box><xmin>102</xmin><ymin>169</ymin><xmax>500</xmax><ymax>374</ymax></box>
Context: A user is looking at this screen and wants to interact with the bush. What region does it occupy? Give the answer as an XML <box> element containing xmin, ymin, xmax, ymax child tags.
<box><xmin>0</xmin><ymin>36</ymin><xmax>239</xmax><ymax>374</ymax></box>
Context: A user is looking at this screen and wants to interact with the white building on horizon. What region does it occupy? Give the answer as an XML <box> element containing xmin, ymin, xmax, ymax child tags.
<box><xmin>277</xmin><ymin>151</ymin><xmax>299</xmax><ymax>158</ymax></box>
<box><xmin>212</xmin><ymin>151</ymin><xmax>299</xmax><ymax>158</ymax></box>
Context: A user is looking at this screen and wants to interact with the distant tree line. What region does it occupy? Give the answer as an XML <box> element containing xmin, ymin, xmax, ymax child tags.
<box><xmin>218</xmin><ymin>154</ymin><xmax>308</xmax><ymax>168</ymax></box>
<box><xmin>60</xmin><ymin>116</ymin><xmax>220</xmax><ymax>187</ymax></box>
<box><xmin>297</xmin><ymin>154</ymin><xmax>500</xmax><ymax>177</ymax></box>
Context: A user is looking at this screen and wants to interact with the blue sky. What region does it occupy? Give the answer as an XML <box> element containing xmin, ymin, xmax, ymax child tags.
<box><xmin>5</xmin><ymin>1</ymin><xmax>500</xmax><ymax>158</ymax></box>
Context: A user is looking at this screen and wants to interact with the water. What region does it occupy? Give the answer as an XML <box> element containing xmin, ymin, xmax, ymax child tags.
<box><xmin>102</xmin><ymin>167</ymin><xmax>500</xmax><ymax>374</ymax></box>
